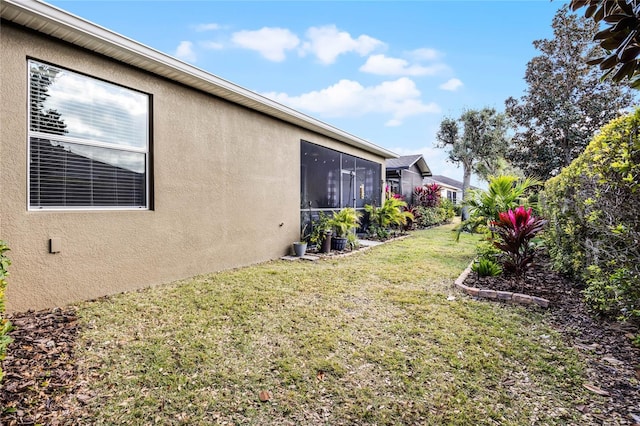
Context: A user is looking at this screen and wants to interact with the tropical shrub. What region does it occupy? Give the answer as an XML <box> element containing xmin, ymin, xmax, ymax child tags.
<box><xmin>365</xmin><ymin>198</ymin><xmax>414</xmax><ymax>240</ymax></box>
<box><xmin>475</xmin><ymin>238</ymin><xmax>502</xmax><ymax>261</ymax></box>
<box><xmin>542</xmin><ymin>110</ymin><xmax>640</xmax><ymax>320</ymax></box>
<box><xmin>414</xmin><ymin>183</ymin><xmax>441</xmax><ymax>207</ymax></box>
<box><xmin>0</xmin><ymin>240</ymin><xmax>13</xmax><ymax>383</ymax></box>
<box><xmin>472</xmin><ymin>258</ymin><xmax>503</xmax><ymax>277</ymax></box>
<box><xmin>328</xmin><ymin>208</ymin><xmax>362</xmax><ymax>238</ymax></box>
<box><xmin>490</xmin><ymin>206</ymin><xmax>547</xmax><ymax>277</ymax></box>
<box><xmin>365</xmin><ymin>198</ymin><xmax>413</xmax><ymax>229</ymax></box>
<box><xmin>439</xmin><ymin>199</ymin><xmax>456</xmax><ymax>221</ymax></box>
<box><xmin>413</xmin><ymin>206</ymin><xmax>450</xmax><ymax>228</ymax></box>
<box><xmin>457</xmin><ymin>175</ymin><xmax>542</xmax><ymax>239</ymax></box>
<box><xmin>308</xmin><ymin>212</ymin><xmax>331</xmax><ymax>247</ymax></box>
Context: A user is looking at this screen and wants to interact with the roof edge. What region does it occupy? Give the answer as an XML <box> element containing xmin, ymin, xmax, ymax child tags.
<box><xmin>1</xmin><ymin>0</ymin><xmax>398</xmax><ymax>159</ymax></box>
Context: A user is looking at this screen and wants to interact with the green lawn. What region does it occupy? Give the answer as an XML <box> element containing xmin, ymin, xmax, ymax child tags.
<box><xmin>75</xmin><ymin>223</ymin><xmax>588</xmax><ymax>425</ymax></box>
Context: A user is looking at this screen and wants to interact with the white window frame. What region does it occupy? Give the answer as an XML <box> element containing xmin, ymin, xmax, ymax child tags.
<box><xmin>27</xmin><ymin>59</ymin><xmax>150</xmax><ymax>211</ymax></box>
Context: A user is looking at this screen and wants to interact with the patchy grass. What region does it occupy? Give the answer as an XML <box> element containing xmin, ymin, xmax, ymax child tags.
<box><xmin>75</xmin><ymin>223</ymin><xmax>587</xmax><ymax>425</ymax></box>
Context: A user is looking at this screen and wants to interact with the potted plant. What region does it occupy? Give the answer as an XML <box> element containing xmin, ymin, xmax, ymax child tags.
<box><xmin>328</xmin><ymin>208</ymin><xmax>361</xmax><ymax>251</ymax></box>
<box><xmin>309</xmin><ymin>212</ymin><xmax>333</xmax><ymax>253</ymax></box>
<box><xmin>293</xmin><ymin>223</ymin><xmax>309</xmax><ymax>257</ymax></box>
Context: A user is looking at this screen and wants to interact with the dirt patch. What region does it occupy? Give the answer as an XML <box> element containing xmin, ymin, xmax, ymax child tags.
<box><xmin>464</xmin><ymin>254</ymin><xmax>640</xmax><ymax>425</ymax></box>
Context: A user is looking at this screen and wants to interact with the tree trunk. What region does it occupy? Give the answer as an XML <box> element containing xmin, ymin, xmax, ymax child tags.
<box><xmin>461</xmin><ymin>163</ymin><xmax>472</xmax><ymax>221</ymax></box>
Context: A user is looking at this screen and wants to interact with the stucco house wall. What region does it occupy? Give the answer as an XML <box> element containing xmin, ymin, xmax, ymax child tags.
<box><xmin>0</xmin><ymin>12</ymin><xmax>391</xmax><ymax>312</ymax></box>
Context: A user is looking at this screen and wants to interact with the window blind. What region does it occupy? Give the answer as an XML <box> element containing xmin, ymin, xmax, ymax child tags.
<box><xmin>28</xmin><ymin>60</ymin><xmax>149</xmax><ymax>209</ymax></box>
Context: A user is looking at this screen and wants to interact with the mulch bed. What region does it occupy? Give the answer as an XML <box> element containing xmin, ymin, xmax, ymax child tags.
<box><xmin>0</xmin><ymin>307</ymin><xmax>90</xmax><ymax>425</ymax></box>
<box><xmin>465</xmin><ymin>254</ymin><xmax>640</xmax><ymax>425</ymax></box>
<box><xmin>1</xmin><ymin>254</ymin><xmax>639</xmax><ymax>425</ymax></box>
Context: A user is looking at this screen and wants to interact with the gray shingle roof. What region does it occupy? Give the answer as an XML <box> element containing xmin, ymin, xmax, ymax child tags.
<box><xmin>425</xmin><ymin>175</ymin><xmax>480</xmax><ymax>191</ymax></box>
<box><xmin>386</xmin><ymin>155</ymin><xmax>432</xmax><ymax>177</ymax></box>
<box><xmin>386</xmin><ymin>154</ymin><xmax>422</xmax><ymax>169</ymax></box>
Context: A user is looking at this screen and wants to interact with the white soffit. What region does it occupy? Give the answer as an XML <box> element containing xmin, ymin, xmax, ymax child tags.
<box><xmin>1</xmin><ymin>0</ymin><xmax>398</xmax><ymax>159</ymax></box>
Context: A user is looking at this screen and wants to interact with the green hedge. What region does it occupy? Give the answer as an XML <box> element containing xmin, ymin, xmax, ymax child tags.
<box><xmin>413</xmin><ymin>205</ymin><xmax>454</xmax><ymax>228</ymax></box>
<box><xmin>542</xmin><ymin>110</ymin><xmax>640</xmax><ymax>320</ymax></box>
<box><xmin>0</xmin><ymin>240</ymin><xmax>12</xmax><ymax>383</ymax></box>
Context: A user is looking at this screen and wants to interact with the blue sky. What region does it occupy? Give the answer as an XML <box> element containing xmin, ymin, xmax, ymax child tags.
<box><xmin>49</xmin><ymin>0</ymin><xmax>567</xmax><ymax>185</ymax></box>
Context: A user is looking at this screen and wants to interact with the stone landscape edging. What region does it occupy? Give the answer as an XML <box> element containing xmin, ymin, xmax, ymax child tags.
<box><xmin>283</xmin><ymin>234</ymin><xmax>411</xmax><ymax>261</ymax></box>
<box><xmin>454</xmin><ymin>262</ymin><xmax>550</xmax><ymax>308</ymax></box>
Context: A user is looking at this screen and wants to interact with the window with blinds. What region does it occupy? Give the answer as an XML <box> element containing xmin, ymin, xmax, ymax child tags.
<box><xmin>28</xmin><ymin>60</ymin><xmax>150</xmax><ymax>209</ymax></box>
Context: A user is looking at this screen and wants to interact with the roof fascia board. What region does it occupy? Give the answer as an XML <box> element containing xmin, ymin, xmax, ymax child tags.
<box><xmin>415</xmin><ymin>157</ymin><xmax>432</xmax><ymax>177</ymax></box>
<box><xmin>2</xmin><ymin>0</ymin><xmax>398</xmax><ymax>159</ymax></box>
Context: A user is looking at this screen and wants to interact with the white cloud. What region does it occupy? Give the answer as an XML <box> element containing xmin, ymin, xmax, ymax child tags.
<box><xmin>231</xmin><ymin>27</ymin><xmax>300</xmax><ymax>62</ymax></box>
<box><xmin>301</xmin><ymin>25</ymin><xmax>385</xmax><ymax>64</ymax></box>
<box><xmin>263</xmin><ymin>77</ymin><xmax>440</xmax><ymax>126</ymax></box>
<box><xmin>439</xmin><ymin>78</ymin><xmax>464</xmax><ymax>91</ymax></box>
<box><xmin>410</xmin><ymin>48</ymin><xmax>441</xmax><ymax>61</ymax></box>
<box><xmin>175</xmin><ymin>41</ymin><xmax>197</xmax><ymax>62</ymax></box>
<box><xmin>360</xmin><ymin>54</ymin><xmax>449</xmax><ymax>76</ymax></box>
<box><xmin>200</xmin><ymin>41</ymin><xmax>224</xmax><ymax>50</ymax></box>
<box><xmin>194</xmin><ymin>23</ymin><xmax>221</xmax><ymax>32</ymax></box>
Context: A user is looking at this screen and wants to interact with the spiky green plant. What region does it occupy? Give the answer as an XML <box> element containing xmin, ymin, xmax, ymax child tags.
<box><xmin>457</xmin><ymin>175</ymin><xmax>542</xmax><ymax>240</ymax></box>
<box><xmin>329</xmin><ymin>208</ymin><xmax>362</xmax><ymax>238</ymax></box>
<box><xmin>472</xmin><ymin>257</ymin><xmax>503</xmax><ymax>277</ymax></box>
<box><xmin>365</xmin><ymin>197</ymin><xmax>414</xmax><ymax>230</ymax></box>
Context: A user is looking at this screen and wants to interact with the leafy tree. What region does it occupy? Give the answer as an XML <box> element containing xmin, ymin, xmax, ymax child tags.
<box><xmin>505</xmin><ymin>6</ymin><xmax>634</xmax><ymax>180</ymax></box>
<box><xmin>474</xmin><ymin>156</ymin><xmax>524</xmax><ymax>183</ymax></box>
<box><xmin>570</xmin><ymin>0</ymin><xmax>640</xmax><ymax>87</ymax></box>
<box><xmin>436</xmin><ymin>108</ymin><xmax>509</xmax><ymax>220</ymax></box>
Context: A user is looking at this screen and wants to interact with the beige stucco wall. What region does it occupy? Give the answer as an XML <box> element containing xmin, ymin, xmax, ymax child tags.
<box><xmin>0</xmin><ymin>24</ymin><xmax>386</xmax><ymax>312</ymax></box>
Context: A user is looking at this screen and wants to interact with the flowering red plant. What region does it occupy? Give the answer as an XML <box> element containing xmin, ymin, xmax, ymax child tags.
<box><xmin>490</xmin><ymin>206</ymin><xmax>547</xmax><ymax>276</ymax></box>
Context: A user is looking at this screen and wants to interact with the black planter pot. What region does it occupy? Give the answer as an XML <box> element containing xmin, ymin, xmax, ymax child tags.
<box><xmin>331</xmin><ymin>237</ymin><xmax>347</xmax><ymax>251</ymax></box>
<box><xmin>320</xmin><ymin>231</ymin><xmax>333</xmax><ymax>253</ymax></box>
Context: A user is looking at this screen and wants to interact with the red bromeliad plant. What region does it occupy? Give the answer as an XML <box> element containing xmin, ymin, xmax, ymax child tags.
<box><xmin>490</xmin><ymin>206</ymin><xmax>547</xmax><ymax>277</ymax></box>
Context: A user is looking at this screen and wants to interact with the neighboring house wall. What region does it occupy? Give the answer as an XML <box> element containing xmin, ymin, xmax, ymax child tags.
<box><xmin>386</xmin><ymin>166</ymin><xmax>424</xmax><ymax>204</ymax></box>
<box><xmin>440</xmin><ymin>186</ymin><xmax>462</xmax><ymax>205</ymax></box>
<box><xmin>424</xmin><ymin>176</ymin><xmax>463</xmax><ymax>205</ymax></box>
<box><xmin>1</xmin><ymin>23</ymin><xmax>386</xmax><ymax>312</ymax></box>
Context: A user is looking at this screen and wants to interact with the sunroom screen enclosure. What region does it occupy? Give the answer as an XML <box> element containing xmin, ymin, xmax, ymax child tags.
<box><xmin>300</xmin><ymin>140</ymin><xmax>381</xmax><ymax>225</ymax></box>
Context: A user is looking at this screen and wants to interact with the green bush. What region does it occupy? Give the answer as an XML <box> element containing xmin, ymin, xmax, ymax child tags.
<box><xmin>476</xmin><ymin>237</ymin><xmax>502</xmax><ymax>260</ymax></box>
<box><xmin>542</xmin><ymin>110</ymin><xmax>640</xmax><ymax>320</ymax></box>
<box><xmin>0</xmin><ymin>240</ymin><xmax>13</xmax><ymax>383</ymax></box>
<box><xmin>472</xmin><ymin>257</ymin><xmax>503</xmax><ymax>277</ymax></box>
<box><xmin>413</xmin><ymin>206</ymin><xmax>451</xmax><ymax>228</ymax></box>
<box><xmin>308</xmin><ymin>212</ymin><xmax>331</xmax><ymax>247</ymax></box>
<box><xmin>439</xmin><ymin>199</ymin><xmax>456</xmax><ymax>221</ymax></box>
